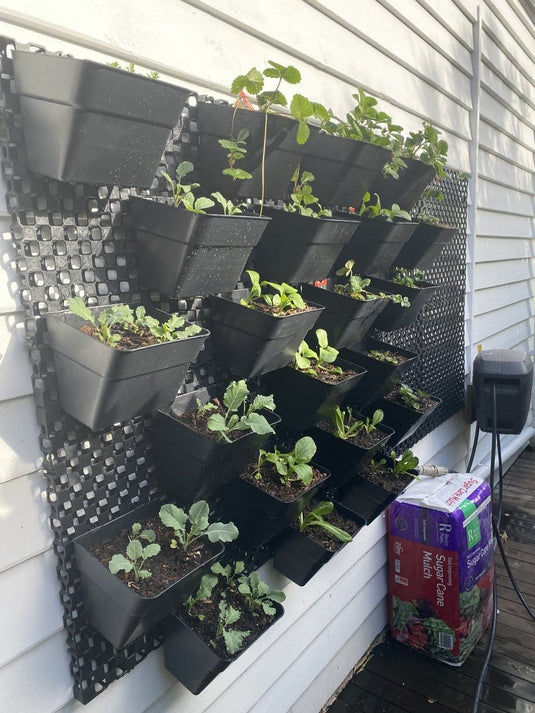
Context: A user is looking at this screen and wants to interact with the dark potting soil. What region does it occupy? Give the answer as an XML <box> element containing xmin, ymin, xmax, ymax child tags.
<box><xmin>89</xmin><ymin>516</ymin><xmax>219</xmax><ymax>597</ymax></box>
<box><xmin>240</xmin><ymin>460</ymin><xmax>329</xmax><ymax>502</ymax></box>
<box><xmin>245</xmin><ymin>301</ymin><xmax>318</xmax><ymax>317</ymax></box>
<box><xmin>360</xmin><ymin>462</ymin><xmax>416</xmax><ymax>494</ymax></box>
<box><xmin>298</xmin><ymin>500</ymin><xmax>359</xmax><ymax>552</ymax></box>
<box><xmin>179</xmin><ymin>580</ymin><xmax>278</xmax><ymax>659</ymax></box>
<box><xmin>384</xmin><ymin>384</ymin><xmax>438</xmax><ymax>413</ymax></box>
<box><xmin>317</xmin><ymin>418</ymin><xmax>385</xmax><ymax>449</ymax></box>
<box><xmin>81</xmin><ymin>323</ymin><xmax>169</xmax><ymax>350</ymax></box>
<box><xmin>290</xmin><ymin>362</ymin><xmax>360</xmax><ymax>385</ymax></box>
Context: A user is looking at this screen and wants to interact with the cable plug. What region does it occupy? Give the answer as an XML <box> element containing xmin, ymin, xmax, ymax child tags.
<box><xmin>414</xmin><ymin>465</ymin><xmax>449</xmax><ymax>477</ymax></box>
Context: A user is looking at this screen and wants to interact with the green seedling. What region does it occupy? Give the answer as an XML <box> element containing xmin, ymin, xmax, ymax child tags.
<box><xmin>240</xmin><ymin>270</ymin><xmax>306</xmax><ymax>315</ymax></box>
<box><xmin>367</xmin><ymin>349</ymin><xmax>401</xmax><ymax>365</ymax></box>
<box><xmin>160</xmin><ymin>161</ymin><xmax>215</xmax><ymax>213</ymax></box>
<box><xmin>211</xmin><ymin>191</ymin><xmax>244</xmax><ymax>215</ymax></box>
<box><xmin>183</xmin><ymin>571</ymin><xmax>219</xmax><ymax>618</ymax></box>
<box><xmin>159</xmin><ymin>500</ymin><xmax>238</xmax><ymax>552</ymax></box>
<box><xmin>366</xmin><ymin>457</ymin><xmax>387</xmax><ymax>476</ymax></box>
<box><xmin>283</xmin><ymin>167</ymin><xmax>332</xmax><ymax>218</ymax></box>
<box><xmin>334</xmin><ymin>260</ymin><xmax>379</xmax><ymax>301</ymax></box>
<box><xmin>294</xmin><ymin>328</ymin><xmax>342</xmax><ymax>377</ymax></box>
<box><xmin>332</xmin><ymin>406</ymin><xmax>384</xmax><ymax>440</ymax></box>
<box><xmin>396</xmin><ymin>383</ymin><xmax>429</xmax><ymax>411</ymax></box>
<box><xmin>358</xmin><ymin>191</ymin><xmax>411</xmax><ymax>222</ymax></box>
<box><xmin>212</xmin><ymin>601</ymin><xmax>251</xmax><ymax>655</ymax></box>
<box><xmin>237</xmin><ymin>571</ymin><xmax>286</xmax><ymax>616</ymax></box>
<box><xmin>195</xmin><ymin>379</ymin><xmax>276</xmax><ymax>444</ymax></box>
<box><xmin>255</xmin><ymin>435</ymin><xmax>317</xmax><ymax>487</ymax></box>
<box><xmin>391</xmin><ymin>267</ymin><xmax>425</xmax><ymax>289</ymax></box>
<box><xmin>218</xmin><ymin>129</ymin><xmax>253</xmax><ymax>181</ymax></box>
<box><xmin>297</xmin><ymin>501</ymin><xmax>353</xmax><ymax>543</ymax></box>
<box><xmin>108</xmin><ymin>523</ymin><xmax>161</xmax><ymax>582</ymax></box>
<box><xmin>68</xmin><ymin>298</ymin><xmax>201</xmax><ymax>346</ymax></box>
<box><xmin>398</xmin><ymin>120</ymin><xmax>448</xmax><ymax>178</ymax></box>
<box><xmin>390</xmin><ymin>449</ymin><xmax>420</xmax><ymax>477</ymax></box>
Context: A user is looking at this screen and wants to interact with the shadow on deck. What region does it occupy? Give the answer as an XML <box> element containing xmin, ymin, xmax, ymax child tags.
<box><xmin>325</xmin><ymin>447</ymin><xmax>535</xmax><ymax>713</ymax></box>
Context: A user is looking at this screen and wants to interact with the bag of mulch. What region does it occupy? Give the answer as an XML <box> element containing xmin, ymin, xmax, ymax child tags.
<box><xmin>388</xmin><ymin>473</ymin><xmax>494</xmax><ymax>665</ymax></box>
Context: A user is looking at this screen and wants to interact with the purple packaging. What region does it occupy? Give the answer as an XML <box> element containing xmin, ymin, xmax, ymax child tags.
<box><xmin>388</xmin><ymin>473</ymin><xmax>494</xmax><ymax>665</ymax></box>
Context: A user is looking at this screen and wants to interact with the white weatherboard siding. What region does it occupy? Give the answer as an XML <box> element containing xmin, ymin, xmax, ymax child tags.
<box><xmin>0</xmin><ymin>2</ymin><xmax>533</xmax><ymax>712</ymax></box>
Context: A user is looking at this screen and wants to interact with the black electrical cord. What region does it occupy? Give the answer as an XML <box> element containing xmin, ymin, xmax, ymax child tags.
<box><xmin>492</xmin><ymin>518</ymin><xmax>535</xmax><ymax>621</ymax></box>
<box><xmin>466</xmin><ymin>424</ymin><xmax>480</xmax><ymax>473</ymax></box>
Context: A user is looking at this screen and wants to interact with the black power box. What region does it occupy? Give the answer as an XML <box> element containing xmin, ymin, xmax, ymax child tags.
<box><xmin>472</xmin><ymin>349</ymin><xmax>533</xmax><ymax>434</ymax></box>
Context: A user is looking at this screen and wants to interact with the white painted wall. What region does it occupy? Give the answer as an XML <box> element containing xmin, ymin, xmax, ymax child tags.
<box><xmin>0</xmin><ymin>2</ymin><xmax>532</xmax><ymax>712</ymax></box>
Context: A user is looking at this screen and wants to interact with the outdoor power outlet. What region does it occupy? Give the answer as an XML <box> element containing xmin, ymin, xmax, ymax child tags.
<box><xmin>472</xmin><ymin>349</ymin><xmax>533</xmax><ymax>434</ymax></box>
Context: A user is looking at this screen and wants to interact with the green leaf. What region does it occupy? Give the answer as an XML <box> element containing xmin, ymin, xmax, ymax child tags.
<box><xmin>315</xmin><ymin>329</ymin><xmax>329</xmax><ymax>350</ymax></box>
<box><xmin>292</xmin><ymin>462</ymin><xmax>313</xmax><ymax>485</ymax></box>
<box><xmin>294</xmin><ymin>436</ymin><xmax>316</xmax><ymax>463</ymax></box>
<box><xmin>188</xmin><ymin>500</ymin><xmax>210</xmax><ymax>535</ymax></box>
<box><xmin>223</xmin><ymin>379</ymin><xmax>249</xmax><ymax>413</ymax></box>
<box><xmin>250</xmin><ymin>393</ymin><xmax>276</xmax><ymax>412</ymax></box>
<box><xmin>68</xmin><ymin>297</ymin><xmax>94</xmax><ymax>324</ymax></box>
<box><xmin>109</xmin><ymin>554</ymin><xmax>133</xmax><ymax>575</ymax></box>
<box><xmin>207</xmin><ymin>413</ymin><xmax>228</xmax><ymax>433</ymax></box>
<box><xmin>175</xmin><ymin>161</ymin><xmax>194</xmax><ymax>179</ymax></box>
<box><xmin>231</xmin><ymin>68</ymin><xmax>264</xmax><ymax>96</ymax></box>
<box><xmin>223</xmin><ymin>628</ymin><xmax>250</xmax><ymax>655</ymax></box>
<box><xmin>205</xmin><ymin>521</ymin><xmax>239</xmax><ymax>543</ymax></box>
<box><xmin>241</xmin><ymin>412</ymin><xmax>275</xmax><ymax>435</ymax></box>
<box><xmin>290</xmin><ymin>93</ymin><xmax>313</xmax><ymax>119</ymax></box>
<box><xmin>126</xmin><ymin>539</ymin><xmax>143</xmax><ymax>561</ymax></box>
<box><xmin>142</xmin><ymin>543</ymin><xmax>161</xmax><ymax>558</ymax></box>
<box><xmin>296</xmin><ymin>119</ymin><xmax>310</xmax><ymax>145</ymax></box>
<box><xmin>159</xmin><ymin>503</ymin><xmax>187</xmax><ymax>533</ymax></box>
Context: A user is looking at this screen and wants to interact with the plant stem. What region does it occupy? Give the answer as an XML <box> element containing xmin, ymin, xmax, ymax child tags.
<box><xmin>260</xmin><ymin>111</ymin><xmax>267</xmax><ymax>217</ymax></box>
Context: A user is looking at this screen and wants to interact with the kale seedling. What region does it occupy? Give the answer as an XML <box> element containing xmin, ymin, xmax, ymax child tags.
<box><xmin>391</xmin><ymin>267</ymin><xmax>425</xmax><ymax>289</ymax></box>
<box><xmin>294</xmin><ymin>328</ymin><xmax>342</xmax><ymax>377</ymax></box>
<box><xmin>196</xmin><ymin>379</ymin><xmax>276</xmax><ymax>443</ymax></box>
<box><xmin>212</xmin><ymin>601</ymin><xmax>251</xmax><ymax>655</ymax></box>
<box><xmin>68</xmin><ymin>298</ymin><xmax>201</xmax><ymax>347</ymax></box>
<box><xmin>108</xmin><ymin>523</ymin><xmax>161</xmax><ymax>582</ymax></box>
<box><xmin>283</xmin><ymin>167</ymin><xmax>332</xmax><ymax>218</ymax></box>
<box><xmin>332</xmin><ymin>406</ymin><xmax>384</xmax><ymax>440</ymax></box>
<box><xmin>255</xmin><ymin>435</ymin><xmax>317</xmax><ymax>486</ymax></box>
<box><xmin>240</xmin><ymin>269</ymin><xmax>306</xmax><ymax>315</ymax></box>
<box><xmin>160</xmin><ymin>161</ymin><xmax>215</xmax><ymax>213</ymax></box>
<box><xmin>237</xmin><ymin>571</ymin><xmax>286</xmax><ymax>616</ymax></box>
<box><xmin>159</xmin><ymin>500</ymin><xmax>238</xmax><ymax>552</ymax></box>
<box><xmin>297</xmin><ymin>501</ymin><xmax>353</xmax><ymax>543</ymax></box>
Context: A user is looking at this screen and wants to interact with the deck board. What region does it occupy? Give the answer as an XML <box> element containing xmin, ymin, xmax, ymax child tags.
<box><xmin>325</xmin><ymin>447</ymin><xmax>535</xmax><ymax>713</ymax></box>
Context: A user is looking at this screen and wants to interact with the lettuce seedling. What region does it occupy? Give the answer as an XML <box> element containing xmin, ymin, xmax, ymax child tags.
<box><xmin>332</xmin><ymin>406</ymin><xmax>384</xmax><ymax>440</ymax></box>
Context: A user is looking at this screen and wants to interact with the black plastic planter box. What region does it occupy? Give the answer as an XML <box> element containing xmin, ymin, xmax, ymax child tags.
<box><xmin>337</xmin><ymin>458</ymin><xmax>418</xmax><ymax>525</ymax></box>
<box><xmin>164</xmin><ymin>602</ymin><xmax>284</xmax><ymax>694</ymax></box>
<box><xmin>13</xmin><ymin>50</ymin><xmax>190</xmax><ymax>186</ymax></box>
<box><xmin>340</xmin><ymin>337</ymin><xmax>418</xmax><ymax>408</ymax></box>
<box><xmin>153</xmin><ymin>385</ymin><xmax>281</xmax><ymax>503</ymax></box>
<box><xmin>129</xmin><ymin>196</ymin><xmax>270</xmax><ymax>298</ymax></box>
<box><xmin>370</xmin><ymin>391</ymin><xmax>441</xmax><ymax>446</ymax></box>
<box><xmin>46</xmin><ymin>304</ymin><xmax>209</xmax><ymax>431</ymax></box>
<box><xmin>334</xmin><ymin>219</ymin><xmax>418</xmax><ymax>277</ymax></box>
<box><xmin>300</xmin><ymin>133</ymin><xmax>391</xmax><ymax>207</ymax></box>
<box><xmin>209</xmin><ymin>289</ymin><xmax>324</xmax><ymax>378</ymax></box>
<box><xmin>394</xmin><ymin>223</ymin><xmax>458</xmax><ymax>271</ymax></box>
<box><xmin>247</xmin><ymin>208</ymin><xmax>358</xmax><ymax>284</ymax></box>
<box><xmin>263</xmin><ymin>358</ymin><xmax>366</xmax><ymax>432</ymax></box>
<box><xmin>220</xmin><ymin>465</ymin><xmax>330</xmax><ymax>549</ymax></box>
<box><xmin>273</xmin><ymin>503</ymin><xmax>359</xmax><ymax>586</ymax></box>
<box><xmin>195</xmin><ymin>102</ymin><xmax>307</xmax><ymax>200</ymax></box>
<box><xmin>300</xmin><ymin>281</ymin><xmax>390</xmax><ymax>350</ymax></box>
<box><xmin>73</xmin><ymin>501</ymin><xmax>224</xmax><ymax>649</ymax></box>
<box><xmin>369</xmin><ymin>276</ymin><xmax>438</xmax><ymax>332</ymax></box>
<box><xmin>367</xmin><ymin>157</ymin><xmax>436</xmax><ymax>212</ymax></box>
<box><xmin>307</xmin><ymin>422</ymin><xmax>394</xmax><ymax>491</ymax></box>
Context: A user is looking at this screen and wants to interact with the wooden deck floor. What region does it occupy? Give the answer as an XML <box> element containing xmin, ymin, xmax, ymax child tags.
<box><xmin>326</xmin><ymin>448</ymin><xmax>535</xmax><ymax>713</ymax></box>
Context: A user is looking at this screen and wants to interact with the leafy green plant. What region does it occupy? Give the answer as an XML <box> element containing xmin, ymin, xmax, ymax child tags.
<box><xmin>183</xmin><ymin>571</ymin><xmax>219</xmax><ymax>618</ymax></box>
<box><xmin>416</xmin><ymin>213</ymin><xmax>441</xmax><ymax>225</ymax></box>
<box><xmin>195</xmin><ymin>379</ymin><xmax>276</xmax><ymax>443</ymax></box>
<box><xmin>396</xmin><ymin>383</ymin><xmax>429</xmax><ymax>411</ymax></box>
<box><xmin>211</xmin><ymin>191</ymin><xmax>244</xmax><ymax>215</ymax></box>
<box><xmin>158</xmin><ymin>501</ymin><xmax>238</xmax><ymax>552</ymax></box>
<box><xmin>297</xmin><ymin>501</ymin><xmax>353</xmax><ymax>543</ymax></box>
<box><xmin>237</xmin><ymin>571</ymin><xmax>286</xmax><ymax>616</ymax></box>
<box><xmin>68</xmin><ymin>298</ymin><xmax>202</xmax><ymax>346</ymax></box>
<box><xmin>366</xmin><ymin>457</ymin><xmax>387</xmax><ymax>475</ymax></box>
<box><xmin>391</xmin><ymin>267</ymin><xmax>425</xmax><ymax>288</ymax></box>
<box><xmin>230</xmin><ymin>60</ymin><xmax>329</xmax><ymax>213</ymax></box>
<box><xmin>212</xmin><ymin>601</ymin><xmax>251</xmax><ymax>655</ymax></box>
<box><xmin>293</xmin><ymin>328</ymin><xmax>342</xmax><ymax>377</ymax></box>
<box><xmin>160</xmin><ymin>161</ymin><xmax>215</xmax><ymax>213</ymax></box>
<box><xmin>395</xmin><ymin>120</ymin><xmax>449</xmax><ymax>178</ymax></box>
<box><xmin>334</xmin><ymin>261</ymin><xmax>380</xmax><ymax>301</ymax></box>
<box><xmin>283</xmin><ymin>167</ymin><xmax>332</xmax><ymax>218</ymax></box>
<box><xmin>240</xmin><ymin>269</ymin><xmax>306</xmax><ymax>315</ymax></box>
<box><xmin>367</xmin><ymin>349</ymin><xmax>401</xmax><ymax>365</ymax></box>
<box><xmin>329</xmin><ymin>86</ymin><xmax>402</xmax><ymax>148</ymax></box>
<box><xmin>358</xmin><ymin>191</ymin><xmax>411</xmax><ymax>222</ymax></box>
<box><xmin>331</xmin><ymin>406</ymin><xmax>384</xmax><ymax>440</ymax></box>
<box><xmin>108</xmin><ymin>523</ymin><xmax>161</xmax><ymax>582</ymax></box>
<box><xmin>218</xmin><ymin>129</ymin><xmax>253</xmax><ymax>181</ymax></box>
<box><xmin>107</xmin><ymin>60</ymin><xmax>159</xmax><ymax>79</ymax></box>
<box><xmin>255</xmin><ymin>435</ymin><xmax>316</xmax><ymax>486</ymax></box>
<box><xmin>390</xmin><ymin>449</ymin><xmax>419</xmax><ymax>477</ymax></box>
